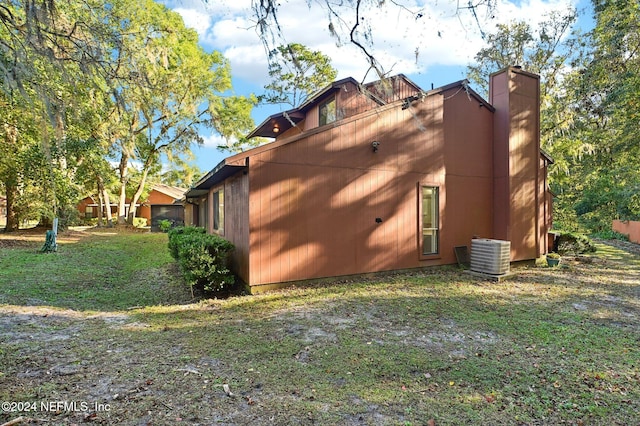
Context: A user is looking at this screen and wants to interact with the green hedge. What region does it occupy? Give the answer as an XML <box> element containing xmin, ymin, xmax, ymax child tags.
<box><xmin>168</xmin><ymin>226</ymin><xmax>206</xmax><ymax>259</ymax></box>
<box><xmin>168</xmin><ymin>226</ymin><xmax>235</xmax><ymax>294</ymax></box>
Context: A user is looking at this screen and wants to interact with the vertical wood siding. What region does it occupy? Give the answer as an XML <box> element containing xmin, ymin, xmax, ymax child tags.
<box><xmin>538</xmin><ymin>156</ymin><xmax>552</xmax><ymax>256</ymax></box>
<box><xmin>224</xmin><ymin>173</ymin><xmax>250</xmax><ymax>283</ymax></box>
<box><xmin>214</xmin><ymin>69</ymin><xmax>544</xmax><ymax>288</ymax></box>
<box><xmin>491</xmin><ymin>68</ymin><xmax>541</xmax><ymax>261</ymax></box>
<box><xmin>246</xmin><ymin>83</ymin><xmax>501</xmax><ymax>287</ymax></box>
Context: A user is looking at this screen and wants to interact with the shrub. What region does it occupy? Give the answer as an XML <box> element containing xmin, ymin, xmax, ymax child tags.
<box><xmin>178</xmin><ymin>234</ymin><xmax>235</xmax><ymax>293</ymax></box>
<box><xmin>556</xmin><ymin>231</ymin><xmax>597</xmax><ymax>255</ymax></box>
<box><xmin>158</xmin><ymin>219</ymin><xmax>173</xmax><ymax>233</ymax></box>
<box><xmin>167</xmin><ymin>226</ymin><xmax>207</xmax><ymax>259</ymax></box>
<box><xmin>133</xmin><ymin>217</ymin><xmax>147</xmax><ymax>228</ymax></box>
<box><xmin>167</xmin><ymin>227</ymin><xmax>235</xmax><ymax>294</ymax></box>
<box><xmin>591</xmin><ymin>229</ymin><xmax>629</xmax><ymax>241</ymax></box>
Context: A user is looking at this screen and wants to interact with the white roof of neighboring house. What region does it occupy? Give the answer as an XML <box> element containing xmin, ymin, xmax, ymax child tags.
<box><xmin>152</xmin><ymin>184</ymin><xmax>187</xmax><ymax>200</ymax></box>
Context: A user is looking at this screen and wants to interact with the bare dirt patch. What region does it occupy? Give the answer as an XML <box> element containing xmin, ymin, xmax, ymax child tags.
<box><xmin>1</xmin><ymin>238</ymin><xmax>639</xmax><ymax>425</ymax></box>
<box><xmin>0</xmin><ymin>226</ymin><xmax>95</xmax><ymax>249</ymax></box>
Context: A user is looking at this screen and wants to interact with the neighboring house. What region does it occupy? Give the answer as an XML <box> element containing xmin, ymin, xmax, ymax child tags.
<box><xmin>139</xmin><ymin>184</ymin><xmax>187</xmax><ymax>231</ymax></box>
<box><xmin>77</xmin><ymin>196</ymin><xmax>117</xmax><ymax>220</ymax></box>
<box><xmin>78</xmin><ymin>184</ymin><xmax>186</xmax><ymax>230</ymax></box>
<box><xmin>185</xmin><ymin>66</ymin><xmax>553</xmax><ymax>292</ymax></box>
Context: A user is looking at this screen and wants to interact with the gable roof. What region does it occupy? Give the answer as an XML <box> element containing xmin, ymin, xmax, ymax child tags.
<box><xmin>248</xmin><ymin>74</ymin><xmax>425</xmax><ymax>139</ymax></box>
<box><xmin>247</xmin><ymin>77</ymin><xmax>359</xmax><ymax>139</ymax></box>
<box><xmin>151</xmin><ymin>184</ymin><xmax>187</xmax><ymax>200</ymax></box>
<box><xmin>185</xmin><ymin>77</ymin><xmax>492</xmax><ymax>197</ymax></box>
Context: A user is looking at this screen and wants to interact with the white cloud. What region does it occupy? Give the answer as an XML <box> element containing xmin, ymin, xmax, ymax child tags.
<box><xmin>173</xmin><ymin>7</ymin><xmax>212</xmax><ymax>36</ymax></box>
<box><xmin>169</xmin><ymin>0</ymin><xmax>578</xmax><ymax>87</ymax></box>
<box><xmin>161</xmin><ymin>0</ymin><xmax>584</xmax><ymax>173</ymax></box>
<box><xmin>200</xmin><ymin>133</ymin><xmax>227</xmax><ymax>148</ymax></box>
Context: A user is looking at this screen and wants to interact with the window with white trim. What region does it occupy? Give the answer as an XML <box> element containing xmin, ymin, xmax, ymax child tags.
<box><xmin>421</xmin><ymin>186</ymin><xmax>439</xmax><ymax>255</ymax></box>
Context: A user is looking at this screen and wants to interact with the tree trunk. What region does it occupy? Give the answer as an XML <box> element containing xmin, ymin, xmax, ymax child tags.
<box><xmin>117</xmin><ymin>183</ymin><xmax>127</xmax><ymax>225</ymax></box>
<box><xmin>102</xmin><ymin>188</ymin><xmax>113</xmax><ymax>225</ymax></box>
<box><xmin>96</xmin><ymin>174</ymin><xmax>112</xmax><ymax>226</ymax></box>
<box><xmin>127</xmin><ymin>163</ymin><xmax>151</xmax><ymax>225</ymax></box>
<box><xmin>102</xmin><ymin>189</ymin><xmax>113</xmax><ymax>227</ymax></box>
<box><xmin>3</xmin><ymin>124</ymin><xmax>19</xmax><ymax>232</ymax></box>
<box><xmin>97</xmin><ymin>189</ymin><xmax>105</xmax><ymax>227</ymax></box>
<box><xmin>116</xmin><ymin>151</ymin><xmax>129</xmax><ymax>225</ymax></box>
<box><xmin>4</xmin><ymin>181</ymin><xmax>19</xmax><ymax>232</ymax></box>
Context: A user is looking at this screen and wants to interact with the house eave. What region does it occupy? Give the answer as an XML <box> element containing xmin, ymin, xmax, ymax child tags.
<box><xmin>541</xmin><ymin>149</ymin><xmax>555</xmax><ymax>164</ymax></box>
<box><xmin>248</xmin><ymin>110</ymin><xmax>306</xmax><ymax>139</ymax></box>
<box><xmin>247</xmin><ymin>77</ymin><xmax>362</xmax><ymax>139</ymax></box>
<box><xmin>185</xmin><ymin>160</ymin><xmax>246</xmax><ymax>198</ymax></box>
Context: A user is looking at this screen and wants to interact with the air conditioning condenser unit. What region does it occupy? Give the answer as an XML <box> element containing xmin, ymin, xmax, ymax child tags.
<box><xmin>470</xmin><ymin>239</ymin><xmax>511</xmax><ymax>275</ymax></box>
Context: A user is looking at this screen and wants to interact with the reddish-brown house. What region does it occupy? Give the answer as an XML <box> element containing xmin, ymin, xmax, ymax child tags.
<box><xmin>186</xmin><ymin>66</ymin><xmax>553</xmax><ymax>292</ymax></box>
<box><xmin>77</xmin><ymin>196</ymin><xmax>116</xmax><ymax>220</ymax></box>
<box><xmin>78</xmin><ymin>184</ymin><xmax>186</xmax><ymax>229</ymax></box>
<box><xmin>612</xmin><ymin>220</ymin><xmax>640</xmax><ymax>244</ymax></box>
<box><xmin>138</xmin><ymin>184</ymin><xmax>187</xmax><ymax>230</ymax></box>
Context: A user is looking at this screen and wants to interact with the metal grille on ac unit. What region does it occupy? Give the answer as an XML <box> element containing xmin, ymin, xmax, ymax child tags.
<box><xmin>470</xmin><ymin>239</ymin><xmax>511</xmax><ymax>275</ymax></box>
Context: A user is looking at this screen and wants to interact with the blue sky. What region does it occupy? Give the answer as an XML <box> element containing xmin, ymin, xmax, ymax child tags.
<box><xmin>159</xmin><ymin>0</ymin><xmax>593</xmax><ymax>174</ymax></box>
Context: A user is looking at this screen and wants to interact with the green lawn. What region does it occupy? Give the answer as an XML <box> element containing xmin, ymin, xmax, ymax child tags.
<box><xmin>0</xmin><ymin>229</ymin><xmax>190</xmax><ymax>310</ymax></box>
<box><xmin>0</xmin><ymin>229</ymin><xmax>638</xmax><ymax>425</ymax></box>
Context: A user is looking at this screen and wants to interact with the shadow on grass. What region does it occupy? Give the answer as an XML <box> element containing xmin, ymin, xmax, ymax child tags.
<box><xmin>1</xmin><ymin>242</ymin><xmax>639</xmax><ymax>425</ymax></box>
<box><xmin>3</xmin><ymin>229</ymin><xmax>640</xmax><ymax>424</ymax></box>
<box><xmin>6</xmin><ymin>273</ymin><xmax>638</xmax><ymax>424</ymax></box>
<box><xmin>0</xmin><ymin>229</ymin><xmax>194</xmax><ymax>311</ymax></box>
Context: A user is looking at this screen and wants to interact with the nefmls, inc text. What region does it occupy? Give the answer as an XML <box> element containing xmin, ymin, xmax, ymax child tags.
<box><xmin>1</xmin><ymin>400</ymin><xmax>111</xmax><ymax>413</ymax></box>
<box><xmin>40</xmin><ymin>400</ymin><xmax>111</xmax><ymax>412</ymax></box>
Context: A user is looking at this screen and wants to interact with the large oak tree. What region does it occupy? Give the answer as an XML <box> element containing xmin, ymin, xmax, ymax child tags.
<box><xmin>1</xmin><ymin>0</ymin><xmax>255</xmax><ymax>229</ymax></box>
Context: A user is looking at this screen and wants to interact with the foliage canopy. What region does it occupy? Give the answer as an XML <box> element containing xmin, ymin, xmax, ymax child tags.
<box><xmin>0</xmin><ymin>0</ymin><xmax>255</xmax><ymax>230</ymax></box>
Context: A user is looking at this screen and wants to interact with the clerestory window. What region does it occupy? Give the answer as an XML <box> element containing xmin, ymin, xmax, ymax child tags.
<box><xmin>319</xmin><ymin>97</ymin><xmax>336</xmax><ymax>126</ymax></box>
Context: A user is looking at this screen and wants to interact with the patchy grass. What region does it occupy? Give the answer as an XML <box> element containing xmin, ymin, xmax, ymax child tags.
<box><xmin>0</xmin><ymin>228</ymin><xmax>191</xmax><ymax>310</ymax></box>
<box><xmin>0</xmin><ymin>230</ymin><xmax>638</xmax><ymax>425</ymax></box>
